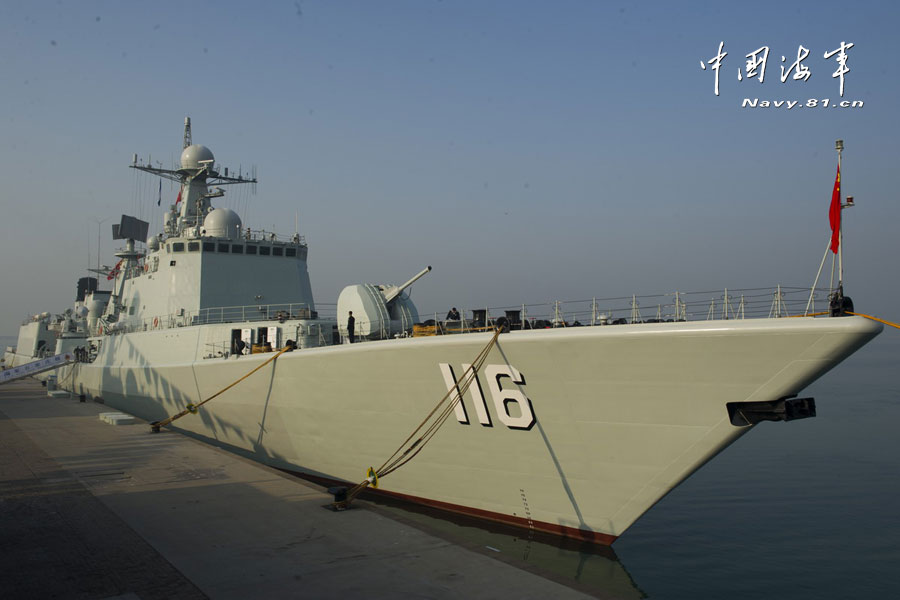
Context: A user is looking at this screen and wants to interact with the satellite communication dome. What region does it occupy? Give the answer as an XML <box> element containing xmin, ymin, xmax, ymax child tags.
<box><xmin>202</xmin><ymin>208</ymin><xmax>243</xmax><ymax>240</ymax></box>
<box><xmin>147</xmin><ymin>235</ymin><xmax>160</xmax><ymax>252</ymax></box>
<box><xmin>180</xmin><ymin>144</ymin><xmax>215</xmax><ymax>169</ymax></box>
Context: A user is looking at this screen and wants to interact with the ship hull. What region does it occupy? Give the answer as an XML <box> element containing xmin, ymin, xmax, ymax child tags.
<box><xmin>61</xmin><ymin>315</ymin><xmax>881</xmax><ymax>543</ymax></box>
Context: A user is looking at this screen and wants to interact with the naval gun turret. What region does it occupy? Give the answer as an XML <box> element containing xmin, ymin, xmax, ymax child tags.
<box><xmin>336</xmin><ymin>266</ymin><xmax>431</xmax><ymax>341</ymax></box>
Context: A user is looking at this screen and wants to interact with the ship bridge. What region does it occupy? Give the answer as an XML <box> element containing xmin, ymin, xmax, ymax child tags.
<box><xmin>108</xmin><ymin>124</ymin><xmax>315</xmax><ymax>329</ymax></box>
<box><xmin>110</xmin><ymin>224</ymin><xmax>314</xmax><ymax>330</ymax></box>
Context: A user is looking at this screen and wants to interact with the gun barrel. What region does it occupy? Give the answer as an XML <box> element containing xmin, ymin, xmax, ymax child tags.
<box><xmin>384</xmin><ymin>265</ymin><xmax>432</xmax><ymax>303</ymax></box>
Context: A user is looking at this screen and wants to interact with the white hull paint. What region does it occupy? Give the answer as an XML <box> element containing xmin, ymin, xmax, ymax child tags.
<box><xmin>59</xmin><ymin>315</ymin><xmax>881</xmax><ymax>543</ymax></box>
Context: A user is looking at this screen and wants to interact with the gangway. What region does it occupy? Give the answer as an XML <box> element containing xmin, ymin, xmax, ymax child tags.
<box><xmin>0</xmin><ymin>353</ymin><xmax>75</xmax><ymax>385</ymax></box>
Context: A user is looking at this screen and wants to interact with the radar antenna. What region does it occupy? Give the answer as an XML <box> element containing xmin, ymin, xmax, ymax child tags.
<box><xmin>183</xmin><ymin>117</ymin><xmax>192</xmax><ymax>149</ymax></box>
<box><xmin>130</xmin><ymin>119</ymin><xmax>257</xmax><ymax>191</ymax></box>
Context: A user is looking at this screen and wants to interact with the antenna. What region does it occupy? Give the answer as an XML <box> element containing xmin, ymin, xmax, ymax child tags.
<box><xmin>183</xmin><ymin>117</ymin><xmax>192</xmax><ymax>149</ymax></box>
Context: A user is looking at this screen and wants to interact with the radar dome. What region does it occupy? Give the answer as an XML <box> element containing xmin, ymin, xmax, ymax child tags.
<box><xmin>180</xmin><ymin>144</ymin><xmax>215</xmax><ymax>169</ymax></box>
<box><xmin>202</xmin><ymin>208</ymin><xmax>243</xmax><ymax>240</ymax></box>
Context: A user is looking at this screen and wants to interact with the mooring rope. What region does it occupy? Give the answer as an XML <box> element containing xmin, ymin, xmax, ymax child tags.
<box><xmin>846</xmin><ymin>311</ymin><xmax>900</xmax><ymax>331</ymax></box>
<box><xmin>58</xmin><ymin>359</ymin><xmax>79</xmax><ymax>387</ymax></box>
<box><xmin>791</xmin><ymin>310</ymin><xmax>900</xmax><ymax>330</ymax></box>
<box><xmin>335</xmin><ymin>328</ymin><xmax>503</xmax><ymax>508</ymax></box>
<box><xmin>151</xmin><ymin>346</ymin><xmax>289</xmax><ymax>432</ymax></box>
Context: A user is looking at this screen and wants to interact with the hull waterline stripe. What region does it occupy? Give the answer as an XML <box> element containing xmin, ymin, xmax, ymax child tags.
<box><xmin>288</xmin><ymin>469</ymin><xmax>619</xmax><ymax>546</ymax></box>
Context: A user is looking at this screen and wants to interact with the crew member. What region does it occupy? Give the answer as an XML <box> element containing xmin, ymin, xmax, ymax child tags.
<box><xmin>446</xmin><ymin>307</ymin><xmax>461</xmax><ymax>320</ymax></box>
<box><xmin>347</xmin><ymin>311</ymin><xmax>356</xmax><ymax>343</ymax></box>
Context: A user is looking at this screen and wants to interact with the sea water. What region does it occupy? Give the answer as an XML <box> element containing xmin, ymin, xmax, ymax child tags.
<box><xmin>614</xmin><ymin>333</ymin><xmax>900</xmax><ymax>599</ymax></box>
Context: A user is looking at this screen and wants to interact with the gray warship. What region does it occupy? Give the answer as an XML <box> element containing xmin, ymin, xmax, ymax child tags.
<box><xmin>2</xmin><ymin>119</ymin><xmax>882</xmax><ymax>545</ymax></box>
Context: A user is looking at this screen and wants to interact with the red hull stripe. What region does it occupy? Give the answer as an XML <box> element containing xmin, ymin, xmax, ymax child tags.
<box><xmin>283</xmin><ymin>470</ymin><xmax>618</xmax><ymax>546</ymax></box>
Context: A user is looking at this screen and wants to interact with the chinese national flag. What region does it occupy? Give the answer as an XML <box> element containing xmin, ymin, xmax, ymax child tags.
<box><xmin>175</xmin><ymin>189</ymin><xmax>182</xmax><ymax>205</ymax></box>
<box><xmin>107</xmin><ymin>259</ymin><xmax>123</xmax><ymax>281</ymax></box>
<box><xmin>829</xmin><ymin>165</ymin><xmax>841</xmax><ymax>253</ymax></box>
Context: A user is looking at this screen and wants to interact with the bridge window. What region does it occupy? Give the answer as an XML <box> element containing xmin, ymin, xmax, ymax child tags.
<box><xmin>232</xmin><ymin>244</ymin><xmax>244</xmax><ymax>254</ymax></box>
<box><xmin>246</xmin><ymin>245</ymin><xmax>257</xmax><ymax>255</ymax></box>
<box><xmin>285</xmin><ymin>248</ymin><xmax>297</xmax><ymax>257</ymax></box>
<box><xmin>259</xmin><ymin>246</ymin><xmax>271</xmax><ymax>256</ymax></box>
<box><xmin>188</xmin><ymin>242</ymin><xmax>200</xmax><ymax>252</ymax></box>
<box><xmin>218</xmin><ymin>243</ymin><xmax>229</xmax><ymax>253</ymax></box>
<box><xmin>203</xmin><ymin>242</ymin><xmax>215</xmax><ymax>252</ymax></box>
<box><xmin>273</xmin><ymin>247</ymin><xmax>283</xmax><ymax>256</ymax></box>
<box><xmin>172</xmin><ymin>243</ymin><xmax>185</xmax><ymax>252</ymax></box>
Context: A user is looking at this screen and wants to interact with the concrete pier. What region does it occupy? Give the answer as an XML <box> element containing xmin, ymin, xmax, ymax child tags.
<box><xmin>0</xmin><ymin>379</ymin><xmax>602</xmax><ymax>599</ymax></box>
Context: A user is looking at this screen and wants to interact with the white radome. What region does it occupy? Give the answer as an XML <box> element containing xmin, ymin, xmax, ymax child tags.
<box><xmin>180</xmin><ymin>144</ymin><xmax>215</xmax><ymax>169</ymax></box>
<box><xmin>202</xmin><ymin>207</ymin><xmax>242</xmax><ymax>240</ymax></box>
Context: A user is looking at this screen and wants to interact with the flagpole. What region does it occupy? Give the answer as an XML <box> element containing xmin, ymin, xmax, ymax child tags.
<box><xmin>805</xmin><ymin>238</ymin><xmax>833</xmax><ymax>315</ymax></box>
<box><xmin>836</xmin><ymin>139</ymin><xmax>843</xmax><ymax>289</ymax></box>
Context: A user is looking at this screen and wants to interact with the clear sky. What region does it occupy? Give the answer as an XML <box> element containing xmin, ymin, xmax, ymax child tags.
<box><xmin>2</xmin><ymin>0</ymin><xmax>898</xmax><ymax>336</ymax></box>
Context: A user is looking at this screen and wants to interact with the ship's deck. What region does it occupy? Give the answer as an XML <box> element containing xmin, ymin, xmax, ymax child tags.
<box><xmin>0</xmin><ymin>379</ymin><xmax>597</xmax><ymax>599</ymax></box>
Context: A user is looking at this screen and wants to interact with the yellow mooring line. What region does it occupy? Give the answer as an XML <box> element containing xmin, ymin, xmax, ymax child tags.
<box><xmin>150</xmin><ymin>346</ymin><xmax>290</xmax><ymax>433</ymax></box>
<box><xmin>333</xmin><ymin>328</ymin><xmax>503</xmax><ymax>510</ymax></box>
<box><xmin>847</xmin><ymin>311</ymin><xmax>900</xmax><ymax>331</ymax></box>
<box><xmin>789</xmin><ymin>310</ymin><xmax>900</xmax><ymax>329</ymax></box>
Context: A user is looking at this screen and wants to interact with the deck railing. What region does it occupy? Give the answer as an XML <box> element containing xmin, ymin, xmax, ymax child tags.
<box><xmin>413</xmin><ymin>285</ymin><xmax>837</xmax><ymax>333</ymax></box>
<box><xmin>95</xmin><ymin>302</ymin><xmax>316</xmax><ymax>336</ymax></box>
<box><xmin>95</xmin><ymin>285</ymin><xmax>840</xmax><ymax>341</ymax></box>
